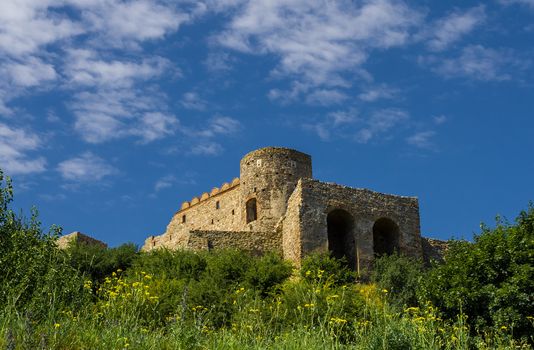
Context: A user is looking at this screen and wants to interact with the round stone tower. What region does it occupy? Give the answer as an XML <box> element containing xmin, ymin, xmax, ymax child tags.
<box><xmin>240</xmin><ymin>147</ymin><xmax>312</xmax><ymax>232</ymax></box>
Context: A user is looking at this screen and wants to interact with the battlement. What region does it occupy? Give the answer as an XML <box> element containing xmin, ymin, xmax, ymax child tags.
<box><xmin>178</xmin><ymin>177</ymin><xmax>240</xmax><ymax>213</ymax></box>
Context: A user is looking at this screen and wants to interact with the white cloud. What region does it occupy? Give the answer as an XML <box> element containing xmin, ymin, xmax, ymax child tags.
<box><xmin>190</xmin><ymin>142</ymin><xmax>223</xmax><ymax>156</ymax></box>
<box><xmin>64</xmin><ymin>49</ymin><xmax>170</xmax><ymax>88</ymax></box>
<box><xmin>425</xmin><ymin>6</ymin><xmax>485</xmax><ymax>52</ymax></box>
<box><xmin>423</xmin><ymin>45</ymin><xmax>526</xmax><ymax>81</ymax></box>
<box><xmin>0</xmin><ymin>123</ymin><xmax>46</xmax><ymax>175</ymax></box>
<box><xmin>216</xmin><ymin>0</ymin><xmax>422</xmax><ymax>99</ymax></box>
<box><xmin>305</xmin><ymin>89</ymin><xmax>348</xmax><ymax>106</ymax></box>
<box><xmin>2</xmin><ymin>57</ymin><xmax>57</xmax><ymax>87</ymax></box>
<box><xmin>180</xmin><ymin>92</ymin><xmax>208</xmax><ymax>110</ymax></box>
<box><xmin>204</xmin><ymin>51</ymin><xmax>235</xmax><ymax>72</ymax></box>
<box><xmin>134</xmin><ymin>112</ymin><xmax>180</xmax><ymax>144</ymax></box>
<box><xmin>358</xmin><ymin>85</ymin><xmax>398</xmax><ymax>102</ymax></box>
<box><xmin>355</xmin><ymin>109</ymin><xmax>409</xmax><ymax>143</ymax></box>
<box><xmin>154</xmin><ymin>174</ymin><xmax>176</xmax><ymax>192</ymax></box>
<box><xmin>57</xmin><ymin>152</ymin><xmax>117</xmax><ymax>182</ymax></box>
<box><xmin>433</xmin><ymin>115</ymin><xmax>447</xmax><ymax>125</ymax></box>
<box><xmin>0</xmin><ymin>0</ymin><xmax>82</xmax><ymax>57</ymax></box>
<box><xmin>406</xmin><ymin>130</ymin><xmax>435</xmax><ymax>149</ymax></box>
<box><xmin>303</xmin><ymin>108</ymin><xmax>359</xmax><ymax>141</ymax></box>
<box><xmin>195</xmin><ymin>116</ymin><xmax>241</xmax><ymax>137</ymax></box>
<box><xmin>70</xmin><ymin>89</ymin><xmax>178</xmax><ymax>144</ymax></box>
<box><xmin>499</xmin><ymin>0</ymin><xmax>534</xmax><ymax>9</ymax></box>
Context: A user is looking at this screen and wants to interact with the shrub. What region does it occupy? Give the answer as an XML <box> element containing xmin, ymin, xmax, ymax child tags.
<box><xmin>370</xmin><ymin>253</ymin><xmax>424</xmax><ymax>307</ymax></box>
<box><xmin>244</xmin><ymin>252</ymin><xmax>293</xmax><ymax>297</ymax></box>
<box><xmin>66</xmin><ymin>241</ymin><xmax>138</xmax><ymax>282</ymax></box>
<box><xmin>300</xmin><ymin>253</ymin><xmax>355</xmax><ymax>285</ymax></box>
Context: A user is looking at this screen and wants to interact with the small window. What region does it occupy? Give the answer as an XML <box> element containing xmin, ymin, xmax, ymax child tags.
<box><xmin>253</xmin><ymin>187</ymin><xmax>257</xmax><ymax>192</ymax></box>
<box><xmin>290</xmin><ymin>160</ymin><xmax>297</xmax><ymax>168</ymax></box>
<box><xmin>232</xmin><ymin>209</ymin><xmax>235</xmax><ymax>215</ymax></box>
<box><xmin>246</xmin><ymin>198</ymin><xmax>257</xmax><ymax>223</ymax></box>
<box><xmin>216</xmin><ymin>201</ymin><xmax>220</xmax><ymax>209</ymax></box>
<box><xmin>182</xmin><ymin>215</ymin><xmax>186</xmax><ymax>223</ymax></box>
<box><xmin>256</xmin><ymin>159</ymin><xmax>262</xmax><ymax>167</ymax></box>
<box><xmin>211</xmin><ymin>219</ymin><xmax>214</xmax><ymax>224</ymax></box>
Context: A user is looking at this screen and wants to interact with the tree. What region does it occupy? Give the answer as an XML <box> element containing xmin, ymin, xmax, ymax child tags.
<box><xmin>419</xmin><ymin>205</ymin><xmax>534</xmax><ymax>340</ymax></box>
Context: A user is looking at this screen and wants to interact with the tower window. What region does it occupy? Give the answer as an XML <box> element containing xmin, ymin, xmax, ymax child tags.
<box><xmin>232</xmin><ymin>209</ymin><xmax>235</xmax><ymax>215</ymax></box>
<box><xmin>182</xmin><ymin>215</ymin><xmax>186</xmax><ymax>223</ymax></box>
<box><xmin>246</xmin><ymin>198</ymin><xmax>257</xmax><ymax>223</ymax></box>
<box><xmin>256</xmin><ymin>159</ymin><xmax>262</xmax><ymax>167</ymax></box>
<box><xmin>216</xmin><ymin>201</ymin><xmax>220</xmax><ymax>209</ymax></box>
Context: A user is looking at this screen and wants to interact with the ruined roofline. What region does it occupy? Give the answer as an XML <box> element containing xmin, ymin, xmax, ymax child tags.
<box><xmin>175</xmin><ymin>177</ymin><xmax>240</xmax><ymax>214</ymax></box>
<box><xmin>300</xmin><ymin>178</ymin><xmax>419</xmax><ymax>201</ymax></box>
<box><xmin>241</xmin><ymin>146</ymin><xmax>311</xmax><ymax>161</ymax></box>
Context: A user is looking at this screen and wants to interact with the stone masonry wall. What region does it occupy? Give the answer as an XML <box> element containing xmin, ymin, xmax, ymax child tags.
<box><xmin>186</xmin><ymin>230</ymin><xmax>282</xmax><ymax>255</ymax></box>
<box><xmin>287</xmin><ymin>178</ymin><xmax>421</xmax><ymax>268</ymax></box>
<box><xmin>142</xmin><ymin>178</ymin><xmax>242</xmax><ymax>251</ymax></box>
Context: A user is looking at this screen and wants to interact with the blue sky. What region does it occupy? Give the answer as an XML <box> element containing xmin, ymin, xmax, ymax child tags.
<box><xmin>1</xmin><ymin>0</ymin><xmax>533</xmax><ymax>247</ymax></box>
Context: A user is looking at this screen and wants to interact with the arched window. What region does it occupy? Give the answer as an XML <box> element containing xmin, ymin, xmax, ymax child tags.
<box><xmin>327</xmin><ymin>209</ymin><xmax>356</xmax><ymax>270</ymax></box>
<box><xmin>373</xmin><ymin>218</ymin><xmax>400</xmax><ymax>256</ymax></box>
<box><xmin>246</xmin><ymin>198</ymin><xmax>257</xmax><ymax>223</ymax></box>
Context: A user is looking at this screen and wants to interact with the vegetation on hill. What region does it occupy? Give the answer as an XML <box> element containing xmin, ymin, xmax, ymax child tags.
<box><xmin>0</xmin><ymin>170</ymin><xmax>533</xmax><ymax>349</ymax></box>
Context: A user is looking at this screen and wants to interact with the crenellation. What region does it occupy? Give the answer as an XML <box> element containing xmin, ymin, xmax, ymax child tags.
<box><xmin>142</xmin><ymin>147</ymin><xmax>424</xmax><ymax>269</ymax></box>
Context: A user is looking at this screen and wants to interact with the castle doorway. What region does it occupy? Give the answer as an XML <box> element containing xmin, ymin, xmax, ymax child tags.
<box><xmin>327</xmin><ymin>209</ymin><xmax>356</xmax><ymax>270</ymax></box>
<box><xmin>372</xmin><ymin>218</ymin><xmax>400</xmax><ymax>256</ymax></box>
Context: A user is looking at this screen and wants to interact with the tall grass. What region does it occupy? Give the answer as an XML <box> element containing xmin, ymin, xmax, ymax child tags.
<box><xmin>1</xmin><ymin>265</ymin><xmax>531</xmax><ymax>349</ymax></box>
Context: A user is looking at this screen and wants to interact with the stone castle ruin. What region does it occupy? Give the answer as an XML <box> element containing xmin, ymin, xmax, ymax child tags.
<box><xmin>142</xmin><ymin>147</ymin><xmax>426</xmax><ymax>269</ymax></box>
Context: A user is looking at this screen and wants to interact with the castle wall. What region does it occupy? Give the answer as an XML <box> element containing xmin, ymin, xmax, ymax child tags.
<box><xmin>142</xmin><ymin>180</ymin><xmax>243</xmax><ymax>251</ymax></box>
<box><xmin>285</xmin><ymin>179</ymin><xmax>422</xmax><ymax>268</ymax></box>
<box><xmin>186</xmin><ymin>230</ymin><xmax>282</xmax><ymax>255</ymax></box>
<box><xmin>281</xmin><ymin>181</ymin><xmax>303</xmax><ymax>263</ymax></box>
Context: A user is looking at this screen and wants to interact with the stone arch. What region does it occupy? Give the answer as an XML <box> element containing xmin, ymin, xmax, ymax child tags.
<box><xmin>327</xmin><ymin>209</ymin><xmax>356</xmax><ymax>269</ymax></box>
<box><xmin>372</xmin><ymin>218</ymin><xmax>400</xmax><ymax>256</ymax></box>
<box><xmin>246</xmin><ymin>198</ymin><xmax>257</xmax><ymax>223</ymax></box>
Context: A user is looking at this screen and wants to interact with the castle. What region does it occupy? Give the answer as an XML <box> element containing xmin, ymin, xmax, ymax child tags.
<box><xmin>142</xmin><ymin>147</ymin><xmax>424</xmax><ymax>268</ymax></box>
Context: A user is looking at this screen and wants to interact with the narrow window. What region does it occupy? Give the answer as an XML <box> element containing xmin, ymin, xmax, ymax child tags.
<box><xmin>232</xmin><ymin>209</ymin><xmax>235</xmax><ymax>215</ymax></box>
<box><xmin>246</xmin><ymin>198</ymin><xmax>257</xmax><ymax>223</ymax></box>
<box><xmin>211</xmin><ymin>219</ymin><xmax>214</xmax><ymax>224</ymax></box>
<box><xmin>216</xmin><ymin>201</ymin><xmax>220</xmax><ymax>209</ymax></box>
<box><xmin>182</xmin><ymin>215</ymin><xmax>186</xmax><ymax>223</ymax></box>
<box><xmin>256</xmin><ymin>159</ymin><xmax>262</xmax><ymax>167</ymax></box>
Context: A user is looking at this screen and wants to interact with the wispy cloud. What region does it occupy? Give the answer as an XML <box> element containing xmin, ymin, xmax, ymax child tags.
<box><xmin>57</xmin><ymin>152</ymin><xmax>117</xmax><ymax>182</ymax></box>
<box><xmin>216</xmin><ymin>0</ymin><xmax>422</xmax><ymax>101</ymax></box>
<box><xmin>424</xmin><ymin>6</ymin><xmax>486</xmax><ymax>52</ymax></box>
<box><xmin>0</xmin><ymin>123</ymin><xmax>46</xmax><ymax>175</ymax></box>
<box><xmin>421</xmin><ymin>45</ymin><xmax>529</xmax><ymax>81</ymax></box>
<box><xmin>355</xmin><ymin>109</ymin><xmax>409</xmax><ymax>143</ymax></box>
<box><xmin>358</xmin><ymin>85</ymin><xmax>399</xmax><ymax>102</ymax></box>
<box><xmin>406</xmin><ymin>130</ymin><xmax>436</xmax><ymax>149</ymax></box>
<box><xmin>154</xmin><ymin>175</ymin><xmax>177</xmax><ymax>192</ymax></box>
<box><xmin>498</xmin><ymin>0</ymin><xmax>534</xmax><ymax>9</ymax></box>
<box><xmin>180</xmin><ymin>92</ymin><xmax>208</xmax><ymax>111</ymax></box>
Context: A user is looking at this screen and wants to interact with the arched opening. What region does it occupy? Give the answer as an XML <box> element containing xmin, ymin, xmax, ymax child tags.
<box><xmin>373</xmin><ymin>218</ymin><xmax>400</xmax><ymax>256</ymax></box>
<box><xmin>246</xmin><ymin>198</ymin><xmax>257</xmax><ymax>223</ymax></box>
<box><xmin>327</xmin><ymin>209</ymin><xmax>356</xmax><ymax>270</ymax></box>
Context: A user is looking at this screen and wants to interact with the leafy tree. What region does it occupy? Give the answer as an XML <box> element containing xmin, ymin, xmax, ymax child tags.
<box><xmin>419</xmin><ymin>205</ymin><xmax>534</xmax><ymax>340</ymax></box>
<box><xmin>0</xmin><ymin>170</ymin><xmax>86</xmax><ymax>317</ymax></box>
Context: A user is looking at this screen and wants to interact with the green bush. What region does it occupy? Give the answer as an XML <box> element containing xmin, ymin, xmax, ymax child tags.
<box><xmin>244</xmin><ymin>252</ymin><xmax>293</xmax><ymax>297</ymax></box>
<box><xmin>66</xmin><ymin>241</ymin><xmax>138</xmax><ymax>282</ymax></box>
<box><xmin>419</xmin><ymin>205</ymin><xmax>534</xmax><ymax>340</ymax></box>
<box><xmin>371</xmin><ymin>253</ymin><xmax>424</xmax><ymax>307</ymax></box>
<box><xmin>300</xmin><ymin>253</ymin><xmax>356</xmax><ymax>285</ymax></box>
